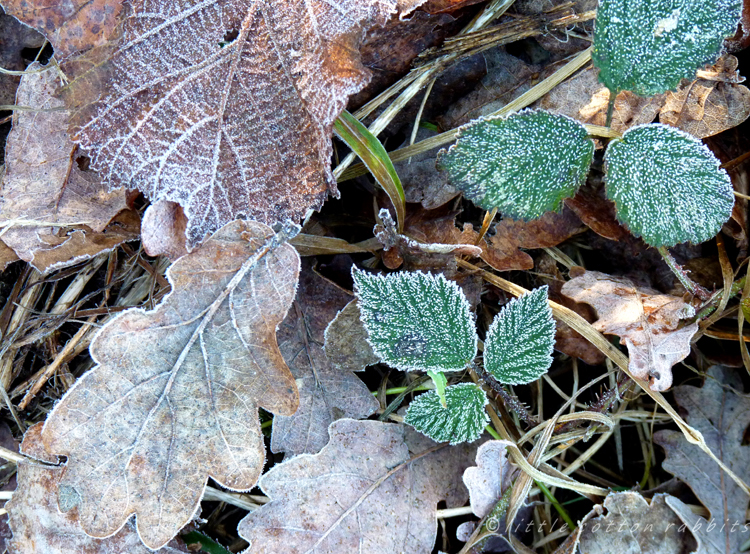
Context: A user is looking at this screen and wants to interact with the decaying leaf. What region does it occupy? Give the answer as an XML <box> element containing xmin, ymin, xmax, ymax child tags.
<box><xmin>60</xmin><ymin>0</ymin><xmax>421</xmax><ymax>247</ymax></box>
<box><xmin>40</xmin><ymin>220</ymin><xmax>301</xmax><ymax>550</ymax></box>
<box><xmin>462</xmin><ymin>440</ymin><xmax>517</xmax><ymax>519</ymax></box>
<box><xmin>561</xmin><ymin>270</ymin><xmax>698</xmax><ymax>391</ymax></box>
<box><xmin>578</xmin><ymin>492</ymin><xmax>694</xmax><ymax>554</ymax></box>
<box><xmin>270</xmin><ymin>261</ymin><xmax>378</xmax><ymax>458</ymax></box>
<box><xmin>239</xmin><ymin>418</ymin><xmax>477</xmax><ymax>553</ymax></box>
<box><xmin>140</xmin><ymin>200</ymin><xmax>189</xmax><ymax>260</ymax></box>
<box><xmin>324</xmin><ymin>300</ymin><xmax>380</xmax><ymax>373</ymax></box>
<box><xmin>6</xmin><ymin>423</ymin><xmax>187</xmax><ymax>554</ymax></box>
<box><xmin>0</xmin><ymin>62</ymin><xmax>137</xmax><ymax>272</ymax></box>
<box><xmin>654</xmin><ymin>366</ymin><xmax>750</xmax><ymax>553</ymax></box>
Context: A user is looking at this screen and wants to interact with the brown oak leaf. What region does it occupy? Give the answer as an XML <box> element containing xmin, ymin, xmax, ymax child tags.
<box><xmin>239</xmin><ymin>419</ymin><xmax>477</xmax><ymax>553</ymax></box>
<box><xmin>59</xmin><ymin>0</ymin><xmax>423</xmax><ymax>247</ymax></box>
<box><xmin>561</xmin><ymin>271</ymin><xmax>698</xmax><ymax>391</ymax></box>
<box><xmin>40</xmin><ymin>220</ymin><xmax>301</xmax><ymax>549</ymax></box>
<box><xmin>6</xmin><ymin>423</ymin><xmax>188</xmax><ymax>554</ymax></box>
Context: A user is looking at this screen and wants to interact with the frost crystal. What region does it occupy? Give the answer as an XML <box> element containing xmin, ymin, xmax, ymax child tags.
<box><xmin>352</xmin><ymin>269</ymin><xmax>478</xmax><ymax>372</ymax></box>
<box><xmin>593</xmin><ymin>0</ymin><xmax>742</xmax><ymax>96</ymax></box>
<box><xmin>484</xmin><ymin>286</ymin><xmax>555</xmax><ymax>385</ymax></box>
<box><xmin>437</xmin><ymin>110</ymin><xmax>594</xmax><ymax>220</ymax></box>
<box><xmin>604</xmin><ymin>124</ymin><xmax>734</xmax><ymax>247</ymax></box>
<box><xmin>404</xmin><ymin>383</ymin><xmax>489</xmax><ymax>445</ymax></box>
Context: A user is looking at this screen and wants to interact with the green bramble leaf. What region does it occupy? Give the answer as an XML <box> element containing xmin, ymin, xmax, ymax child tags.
<box><xmin>352</xmin><ymin>269</ymin><xmax>477</xmax><ymax>373</ymax></box>
<box><xmin>593</xmin><ymin>0</ymin><xmax>742</xmax><ymax>97</ymax></box>
<box><xmin>604</xmin><ymin>124</ymin><xmax>734</xmax><ymax>247</ymax></box>
<box><xmin>484</xmin><ymin>286</ymin><xmax>555</xmax><ymax>385</ymax></box>
<box><xmin>436</xmin><ymin>110</ymin><xmax>594</xmax><ymax>220</ymax></box>
<box><xmin>404</xmin><ymin>383</ymin><xmax>489</xmax><ymax>445</ymax></box>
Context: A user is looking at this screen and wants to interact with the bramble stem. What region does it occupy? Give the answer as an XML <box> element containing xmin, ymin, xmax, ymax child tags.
<box><xmin>657</xmin><ymin>246</ymin><xmax>711</xmax><ymax>300</ymax></box>
<box><xmin>605</xmin><ymin>89</ymin><xmax>617</xmax><ymax>129</ymax></box>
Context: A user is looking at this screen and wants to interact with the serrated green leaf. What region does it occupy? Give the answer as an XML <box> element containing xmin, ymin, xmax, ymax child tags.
<box><xmin>593</xmin><ymin>0</ymin><xmax>742</xmax><ymax>97</ymax></box>
<box><xmin>604</xmin><ymin>124</ymin><xmax>734</xmax><ymax>247</ymax></box>
<box><xmin>404</xmin><ymin>383</ymin><xmax>489</xmax><ymax>445</ymax></box>
<box><xmin>436</xmin><ymin>110</ymin><xmax>594</xmax><ymax>220</ymax></box>
<box><xmin>484</xmin><ymin>286</ymin><xmax>555</xmax><ymax>385</ymax></box>
<box><xmin>352</xmin><ymin>269</ymin><xmax>478</xmax><ymax>373</ymax></box>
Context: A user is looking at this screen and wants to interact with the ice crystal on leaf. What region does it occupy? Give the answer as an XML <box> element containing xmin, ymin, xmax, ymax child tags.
<box><xmin>593</xmin><ymin>0</ymin><xmax>742</xmax><ymax>97</ymax></box>
<box><xmin>436</xmin><ymin>110</ymin><xmax>594</xmax><ymax>220</ymax></box>
<box><xmin>404</xmin><ymin>383</ymin><xmax>489</xmax><ymax>445</ymax></box>
<box><xmin>352</xmin><ymin>269</ymin><xmax>477</xmax><ymax>373</ymax></box>
<box><xmin>604</xmin><ymin>124</ymin><xmax>734</xmax><ymax>247</ymax></box>
<box><xmin>484</xmin><ymin>286</ymin><xmax>555</xmax><ymax>385</ymax></box>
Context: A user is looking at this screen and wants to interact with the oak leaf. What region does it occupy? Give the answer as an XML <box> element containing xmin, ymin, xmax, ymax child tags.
<box><xmin>6</xmin><ymin>423</ymin><xmax>188</xmax><ymax>554</ymax></box>
<box><xmin>40</xmin><ymin>220</ymin><xmax>301</xmax><ymax>549</ymax></box>
<box><xmin>270</xmin><ymin>261</ymin><xmax>378</xmax><ymax>458</ymax></box>
<box><xmin>561</xmin><ymin>270</ymin><xmax>698</xmax><ymax>391</ymax></box>
<box><xmin>0</xmin><ymin>62</ymin><xmax>137</xmax><ymax>273</ymax></box>
<box><xmin>59</xmin><ymin>0</ymin><xmax>422</xmax><ymax>247</ymax></box>
<box><xmin>239</xmin><ymin>418</ymin><xmax>477</xmax><ymax>553</ymax></box>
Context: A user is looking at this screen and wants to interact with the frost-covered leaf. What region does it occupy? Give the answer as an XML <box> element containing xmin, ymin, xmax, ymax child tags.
<box><xmin>324</xmin><ymin>300</ymin><xmax>380</xmax><ymax>371</ymax></box>
<box><xmin>0</xmin><ymin>62</ymin><xmax>137</xmax><ymax>272</ymax></box>
<box><xmin>654</xmin><ymin>366</ymin><xmax>750</xmax><ymax>553</ymax></box>
<box><xmin>352</xmin><ymin>268</ymin><xmax>478</xmax><ymax>372</ymax></box>
<box><xmin>238</xmin><ymin>419</ymin><xmax>477</xmax><ymax>553</ymax></box>
<box><xmin>57</xmin><ymin>0</ymin><xmax>413</xmax><ymax>247</ymax></box>
<box><xmin>561</xmin><ymin>270</ymin><xmax>698</xmax><ymax>391</ymax></box>
<box><xmin>271</xmin><ymin>261</ymin><xmax>378</xmax><ymax>458</ymax></box>
<box><xmin>592</xmin><ymin>0</ymin><xmax>742</xmax><ymax>97</ymax></box>
<box><xmin>40</xmin><ymin>221</ymin><xmax>301</xmax><ymax>550</ymax></box>
<box><xmin>484</xmin><ymin>286</ymin><xmax>555</xmax><ymax>385</ymax></box>
<box><xmin>462</xmin><ymin>440</ymin><xmax>517</xmax><ymax>518</ymax></box>
<box><xmin>436</xmin><ymin>110</ymin><xmax>594</xmax><ymax>220</ymax></box>
<box><xmin>404</xmin><ymin>383</ymin><xmax>489</xmax><ymax>445</ymax></box>
<box><xmin>604</xmin><ymin>124</ymin><xmax>734</xmax><ymax>247</ymax></box>
<box><xmin>6</xmin><ymin>424</ymin><xmax>188</xmax><ymax>554</ymax></box>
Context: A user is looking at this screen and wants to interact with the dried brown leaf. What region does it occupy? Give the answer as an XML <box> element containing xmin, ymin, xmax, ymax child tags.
<box><xmin>462</xmin><ymin>440</ymin><xmax>517</xmax><ymax>519</ymax></box>
<box><xmin>654</xmin><ymin>366</ymin><xmax>750</xmax><ymax>553</ymax></box>
<box><xmin>40</xmin><ymin>220</ymin><xmax>301</xmax><ymax>549</ymax></box>
<box><xmin>141</xmin><ymin>200</ymin><xmax>189</xmax><ymax>260</ymax></box>
<box><xmin>324</xmin><ymin>300</ymin><xmax>380</xmax><ymax>372</ymax></box>
<box><xmin>6</xmin><ymin>423</ymin><xmax>188</xmax><ymax>554</ymax></box>
<box><xmin>239</xmin><ymin>419</ymin><xmax>476</xmax><ymax>553</ymax></box>
<box><xmin>564</xmin><ymin>181</ymin><xmax>630</xmax><ymax>242</ymax></box>
<box><xmin>561</xmin><ymin>271</ymin><xmax>698</xmax><ymax>391</ymax></box>
<box><xmin>270</xmin><ymin>262</ymin><xmax>378</xmax><ymax>458</ymax></box>
<box><xmin>0</xmin><ymin>62</ymin><xmax>136</xmax><ymax>272</ymax></box>
<box><xmin>60</xmin><ymin>0</ymin><xmax>418</xmax><ymax>247</ymax></box>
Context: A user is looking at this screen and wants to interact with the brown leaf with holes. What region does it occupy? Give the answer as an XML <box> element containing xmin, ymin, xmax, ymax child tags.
<box><xmin>59</xmin><ymin>0</ymin><xmax>424</xmax><ymax>248</ymax></box>
<box><xmin>40</xmin><ymin>220</ymin><xmax>301</xmax><ymax>549</ymax></box>
<box><xmin>270</xmin><ymin>261</ymin><xmax>378</xmax><ymax>458</ymax></box>
<box><xmin>0</xmin><ymin>62</ymin><xmax>137</xmax><ymax>272</ymax></box>
<box><xmin>6</xmin><ymin>423</ymin><xmax>188</xmax><ymax>554</ymax></box>
<box><xmin>561</xmin><ymin>271</ymin><xmax>698</xmax><ymax>391</ymax></box>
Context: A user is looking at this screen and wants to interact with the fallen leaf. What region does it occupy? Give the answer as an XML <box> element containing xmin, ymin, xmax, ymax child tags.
<box><xmin>324</xmin><ymin>300</ymin><xmax>380</xmax><ymax>375</ymax></box>
<box><xmin>564</xmin><ymin>181</ymin><xmax>630</xmax><ymax>242</ymax></box>
<box><xmin>270</xmin><ymin>261</ymin><xmax>378</xmax><ymax>458</ymax></box>
<box><xmin>239</xmin><ymin>418</ymin><xmax>477</xmax><ymax>553</ymax></box>
<box><xmin>6</xmin><ymin>423</ymin><xmax>188</xmax><ymax>554</ymax></box>
<box><xmin>561</xmin><ymin>270</ymin><xmax>698</xmax><ymax>391</ymax></box>
<box><xmin>462</xmin><ymin>440</ymin><xmax>517</xmax><ymax>519</ymax></box>
<box><xmin>59</xmin><ymin>0</ymin><xmax>421</xmax><ymax>247</ymax></box>
<box><xmin>578</xmin><ymin>492</ymin><xmax>694</xmax><ymax>554</ymax></box>
<box><xmin>0</xmin><ymin>0</ymin><xmax>122</xmax><ymax>59</ymax></box>
<box><xmin>40</xmin><ymin>220</ymin><xmax>301</xmax><ymax>550</ymax></box>
<box><xmin>654</xmin><ymin>366</ymin><xmax>750</xmax><ymax>553</ymax></box>
<box><xmin>141</xmin><ymin>200</ymin><xmax>189</xmax><ymax>260</ymax></box>
<box><xmin>0</xmin><ymin>62</ymin><xmax>136</xmax><ymax>272</ymax></box>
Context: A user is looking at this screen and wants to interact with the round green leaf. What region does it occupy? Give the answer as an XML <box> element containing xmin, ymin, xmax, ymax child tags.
<box><xmin>593</xmin><ymin>0</ymin><xmax>742</xmax><ymax>97</ymax></box>
<box><xmin>404</xmin><ymin>383</ymin><xmax>489</xmax><ymax>445</ymax></box>
<box><xmin>436</xmin><ymin>110</ymin><xmax>594</xmax><ymax>220</ymax></box>
<box><xmin>352</xmin><ymin>269</ymin><xmax>478</xmax><ymax>373</ymax></box>
<box><xmin>604</xmin><ymin>124</ymin><xmax>734</xmax><ymax>247</ymax></box>
<box><xmin>484</xmin><ymin>286</ymin><xmax>555</xmax><ymax>385</ymax></box>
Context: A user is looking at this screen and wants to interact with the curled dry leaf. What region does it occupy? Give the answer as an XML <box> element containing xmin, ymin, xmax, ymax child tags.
<box><xmin>141</xmin><ymin>200</ymin><xmax>189</xmax><ymax>260</ymax></box>
<box><xmin>0</xmin><ymin>62</ymin><xmax>137</xmax><ymax>273</ymax></box>
<box><xmin>270</xmin><ymin>261</ymin><xmax>378</xmax><ymax>458</ymax></box>
<box><xmin>6</xmin><ymin>423</ymin><xmax>188</xmax><ymax>554</ymax></box>
<box><xmin>60</xmin><ymin>0</ymin><xmax>420</xmax><ymax>247</ymax></box>
<box><xmin>40</xmin><ymin>220</ymin><xmax>301</xmax><ymax>550</ymax></box>
<box><xmin>654</xmin><ymin>366</ymin><xmax>750</xmax><ymax>553</ymax></box>
<box><xmin>561</xmin><ymin>271</ymin><xmax>698</xmax><ymax>391</ymax></box>
<box><xmin>239</xmin><ymin>419</ymin><xmax>477</xmax><ymax>553</ymax></box>
<box><xmin>462</xmin><ymin>440</ymin><xmax>517</xmax><ymax>519</ymax></box>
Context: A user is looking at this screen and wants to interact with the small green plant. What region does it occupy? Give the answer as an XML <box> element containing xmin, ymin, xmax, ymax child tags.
<box><xmin>352</xmin><ymin>269</ymin><xmax>555</xmax><ymax>444</ymax></box>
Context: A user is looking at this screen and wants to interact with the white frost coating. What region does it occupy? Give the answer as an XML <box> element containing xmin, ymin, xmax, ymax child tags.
<box><xmin>654</xmin><ymin>9</ymin><xmax>680</xmax><ymax>37</ymax></box>
<box><xmin>484</xmin><ymin>286</ymin><xmax>555</xmax><ymax>385</ymax></box>
<box><xmin>352</xmin><ymin>268</ymin><xmax>478</xmax><ymax>373</ymax></box>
